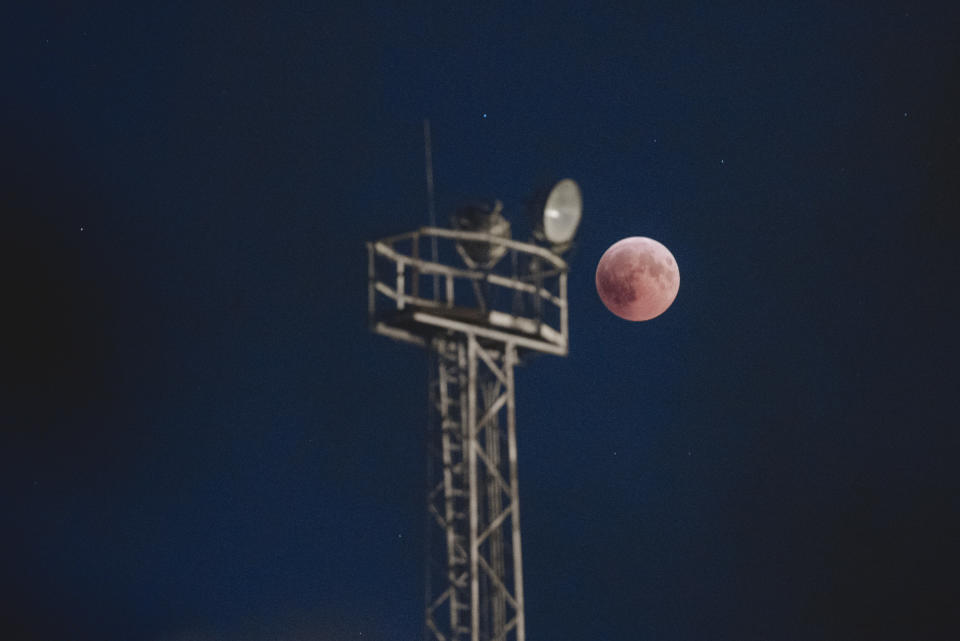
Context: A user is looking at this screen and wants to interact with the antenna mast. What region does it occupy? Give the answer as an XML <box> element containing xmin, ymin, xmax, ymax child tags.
<box><xmin>424</xmin><ymin>119</ymin><xmax>439</xmax><ymax>298</ymax></box>
<box><xmin>368</xmin><ymin>170</ymin><xmax>578</xmax><ymax>641</ymax></box>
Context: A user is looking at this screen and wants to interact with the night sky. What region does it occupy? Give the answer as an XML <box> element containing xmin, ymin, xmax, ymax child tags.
<box><xmin>3</xmin><ymin>2</ymin><xmax>959</xmax><ymax>640</ymax></box>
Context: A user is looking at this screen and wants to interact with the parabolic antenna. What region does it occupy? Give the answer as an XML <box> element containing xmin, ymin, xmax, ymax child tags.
<box><xmin>542</xmin><ymin>179</ymin><xmax>582</xmax><ymax>246</ymax></box>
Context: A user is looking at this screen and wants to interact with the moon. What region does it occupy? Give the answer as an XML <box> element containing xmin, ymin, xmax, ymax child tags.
<box><xmin>595</xmin><ymin>236</ymin><xmax>680</xmax><ymax>321</ymax></box>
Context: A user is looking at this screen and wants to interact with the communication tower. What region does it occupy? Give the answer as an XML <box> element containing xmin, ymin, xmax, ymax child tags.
<box><xmin>367</xmin><ymin>169</ymin><xmax>581</xmax><ymax>641</ymax></box>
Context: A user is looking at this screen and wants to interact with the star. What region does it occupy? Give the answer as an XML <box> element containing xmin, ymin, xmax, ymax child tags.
<box><xmin>482</xmin><ymin>113</ymin><xmax>487</xmax><ymax>119</ymax></box>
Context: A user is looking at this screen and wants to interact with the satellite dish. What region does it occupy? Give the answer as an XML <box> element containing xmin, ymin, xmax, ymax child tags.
<box><xmin>532</xmin><ymin>179</ymin><xmax>582</xmax><ymax>251</ymax></box>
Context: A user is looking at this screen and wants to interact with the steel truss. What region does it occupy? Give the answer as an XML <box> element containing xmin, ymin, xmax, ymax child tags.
<box><xmin>425</xmin><ymin>334</ymin><xmax>525</xmax><ymax>641</ymax></box>
<box><xmin>368</xmin><ymin>228</ymin><xmax>569</xmax><ymax>641</ymax></box>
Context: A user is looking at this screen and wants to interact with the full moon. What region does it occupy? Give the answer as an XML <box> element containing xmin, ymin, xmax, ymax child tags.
<box><xmin>595</xmin><ymin>236</ymin><xmax>680</xmax><ymax>321</ymax></box>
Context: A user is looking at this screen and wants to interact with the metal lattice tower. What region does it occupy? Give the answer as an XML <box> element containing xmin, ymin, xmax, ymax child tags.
<box><xmin>367</xmin><ymin>225</ymin><xmax>570</xmax><ymax>641</ymax></box>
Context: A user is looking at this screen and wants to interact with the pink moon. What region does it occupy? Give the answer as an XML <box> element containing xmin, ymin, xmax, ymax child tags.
<box><xmin>595</xmin><ymin>237</ymin><xmax>680</xmax><ymax>321</ymax></box>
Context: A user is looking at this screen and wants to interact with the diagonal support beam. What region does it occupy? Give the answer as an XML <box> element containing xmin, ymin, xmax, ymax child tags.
<box><xmin>475</xmin><ymin>392</ymin><xmax>508</xmax><ymax>438</ymax></box>
<box><xmin>477</xmin><ymin>503</ymin><xmax>514</xmax><ymax>548</ymax></box>
<box><xmin>475</xmin><ymin>341</ymin><xmax>508</xmax><ymax>387</ymax></box>
<box><xmin>474</xmin><ymin>442</ymin><xmax>512</xmax><ymax>499</ymax></box>
<box><xmin>477</xmin><ymin>553</ymin><xmax>519</xmax><ymax>610</ymax></box>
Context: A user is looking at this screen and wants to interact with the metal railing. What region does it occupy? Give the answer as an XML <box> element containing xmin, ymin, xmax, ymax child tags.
<box><xmin>367</xmin><ymin>227</ymin><xmax>568</xmax><ymax>355</ymax></box>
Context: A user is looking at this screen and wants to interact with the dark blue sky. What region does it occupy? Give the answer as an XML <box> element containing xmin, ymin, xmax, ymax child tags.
<box><xmin>3</xmin><ymin>2</ymin><xmax>958</xmax><ymax>640</ymax></box>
